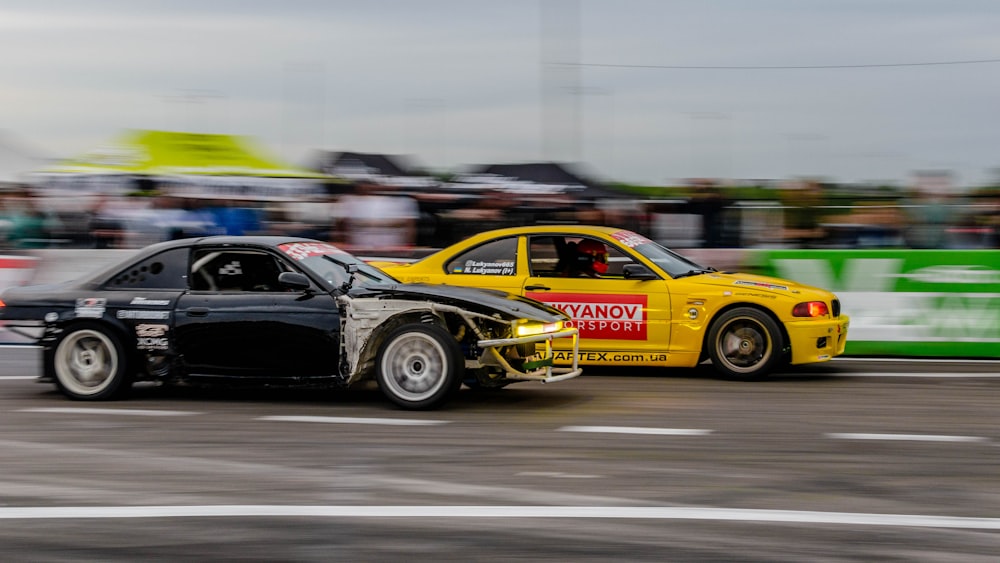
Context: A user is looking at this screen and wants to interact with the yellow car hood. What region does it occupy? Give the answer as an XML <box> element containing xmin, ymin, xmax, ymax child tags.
<box><xmin>685</xmin><ymin>271</ymin><xmax>836</xmax><ymax>300</ymax></box>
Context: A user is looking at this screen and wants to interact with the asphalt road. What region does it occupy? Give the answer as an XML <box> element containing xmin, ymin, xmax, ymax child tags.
<box><xmin>1</xmin><ymin>348</ymin><xmax>998</xmax><ymax>561</ymax></box>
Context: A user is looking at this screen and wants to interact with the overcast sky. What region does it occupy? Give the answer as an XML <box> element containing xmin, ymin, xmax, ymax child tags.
<box><xmin>2</xmin><ymin>0</ymin><xmax>999</xmax><ymax>187</ymax></box>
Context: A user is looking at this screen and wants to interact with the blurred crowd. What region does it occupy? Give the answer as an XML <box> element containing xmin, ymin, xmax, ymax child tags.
<box><xmin>1</xmin><ymin>177</ymin><xmax>997</xmax><ymax>253</ymax></box>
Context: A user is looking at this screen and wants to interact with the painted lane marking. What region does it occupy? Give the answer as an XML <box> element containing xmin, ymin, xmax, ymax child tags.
<box><xmin>516</xmin><ymin>471</ymin><xmax>601</xmax><ymax>479</ymax></box>
<box><xmin>826</xmin><ymin>432</ymin><xmax>989</xmax><ymax>443</ymax></box>
<box><xmin>559</xmin><ymin>425</ymin><xmax>712</xmax><ymax>436</ymax></box>
<box><xmin>18</xmin><ymin>407</ymin><xmax>201</xmax><ymax>417</ymax></box>
<box><xmin>833</xmin><ymin>357</ymin><xmax>1000</xmax><ymax>365</ymax></box>
<box><xmin>0</xmin><ymin>505</ymin><xmax>998</xmax><ymax>529</ymax></box>
<box><xmin>259</xmin><ymin>415</ymin><xmax>449</xmax><ymax>426</ymax></box>
<box><xmin>835</xmin><ymin>372</ymin><xmax>1000</xmax><ymax>378</ymax></box>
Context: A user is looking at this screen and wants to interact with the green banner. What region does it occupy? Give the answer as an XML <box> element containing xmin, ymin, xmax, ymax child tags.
<box><xmin>750</xmin><ymin>250</ymin><xmax>1000</xmax><ymax>358</ymax></box>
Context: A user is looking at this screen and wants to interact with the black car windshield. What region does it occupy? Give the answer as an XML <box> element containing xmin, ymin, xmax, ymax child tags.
<box><xmin>611</xmin><ymin>231</ymin><xmax>709</xmax><ymax>278</ymax></box>
<box><xmin>278</xmin><ymin>242</ymin><xmax>398</xmax><ymax>289</ymax></box>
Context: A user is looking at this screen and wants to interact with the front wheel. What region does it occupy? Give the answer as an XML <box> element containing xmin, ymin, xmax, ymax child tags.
<box><xmin>706</xmin><ymin>307</ymin><xmax>785</xmax><ymax>381</ymax></box>
<box><xmin>376</xmin><ymin>324</ymin><xmax>463</xmax><ymax>410</ymax></box>
<box><xmin>50</xmin><ymin>323</ymin><xmax>132</xmax><ymax>400</ymax></box>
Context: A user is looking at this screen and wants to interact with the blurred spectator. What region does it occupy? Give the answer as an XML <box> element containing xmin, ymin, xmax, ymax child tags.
<box><xmin>779</xmin><ymin>179</ymin><xmax>828</xmax><ymax>247</ymax></box>
<box><xmin>440</xmin><ymin>189</ymin><xmax>518</xmax><ymax>244</ymax></box>
<box><xmin>88</xmin><ymin>194</ymin><xmax>125</xmax><ymax>248</ymax></box>
<box><xmin>207</xmin><ymin>199</ymin><xmax>263</xmax><ymax>236</ymax></box>
<box><xmin>686</xmin><ymin>178</ymin><xmax>731</xmax><ymax>248</ymax></box>
<box><xmin>278</xmin><ymin>196</ymin><xmax>336</xmax><ymax>239</ymax></box>
<box><xmin>5</xmin><ymin>194</ymin><xmax>51</xmax><ymax>248</ymax></box>
<box><xmin>975</xmin><ymin>188</ymin><xmax>1000</xmax><ymax>248</ymax></box>
<box><xmin>333</xmin><ymin>181</ymin><xmax>419</xmax><ymax>251</ymax></box>
<box><xmin>902</xmin><ymin>172</ymin><xmax>958</xmax><ymax>249</ymax></box>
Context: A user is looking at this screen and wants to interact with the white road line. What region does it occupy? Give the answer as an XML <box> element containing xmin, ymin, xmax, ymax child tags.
<box><xmin>834</xmin><ymin>357</ymin><xmax>1000</xmax><ymax>365</ymax></box>
<box><xmin>826</xmin><ymin>432</ymin><xmax>989</xmax><ymax>443</ymax></box>
<box><xmin>0</xmin><ymin>505</ymin><xmax>998</xmax><ymax>529</ymax></box>
<box><xmin>559</xmin><ymin>426</ymin><xmax>712</xmax><ymax>436</ymax></box>
<box><xmin>259</xmin><ymin>415</ymin><xmax>449</xmax><ymax>426</ymax></box>
<box><xmin>18</xmin><ymin>407</ymin><xmax>201</xmax><ymax>417</ymax></box>
<box><xmin>516</xmin><ymin>471</ymin><xmax>601</xmax><ymax>479</ymax></box>
<box><xmin>839</xmin><ymin>372</ymin><xmax>1000</xmax><ymax>378</ymax></box>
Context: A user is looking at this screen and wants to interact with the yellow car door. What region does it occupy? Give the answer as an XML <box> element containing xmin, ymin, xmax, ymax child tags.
<box><xmin>521</xmin><ymin>234</ymin><xmax>672</xmax><ymax>366</ymax></box>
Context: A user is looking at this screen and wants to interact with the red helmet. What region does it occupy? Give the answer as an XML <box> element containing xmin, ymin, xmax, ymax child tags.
<box><xmin>575</xmin><ymin>238</ymin><xmax>609</xmax><ymax>275</ymax></box>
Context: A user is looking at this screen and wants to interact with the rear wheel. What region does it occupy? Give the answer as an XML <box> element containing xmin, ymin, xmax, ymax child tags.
<box><xmin>707</xmin><ymin>307</ymin><xmax>784</xmax><ymax>380</ymax></box>
<box><xmin>376</xmin><ymin>324</ymin><xmax>463</xmax><ymax>410</ymax></box>
<box><xmin>51</xmin><ymin>323</ymin><xmax>132</xmax><ymax>400</ymax></box>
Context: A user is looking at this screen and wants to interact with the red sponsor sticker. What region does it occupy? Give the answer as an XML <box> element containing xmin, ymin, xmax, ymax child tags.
<box><xmin>279</xmin><ymin>242</ymin><xmax>347</xmax><ymax>261</ymax></box>
<box><xmin>526</xmin><ymin>292</ymin><xmax>648</xmax><ymax>340</ymax></box>
<box><xmin>610</xmin><ymin>230</ymin><xmax>651</xmax><ymax>248</ymax></box>
<box><xmin>0</xmin><ymin>255</ymin><xmax>38</xmax><ymax>288</ymax></box>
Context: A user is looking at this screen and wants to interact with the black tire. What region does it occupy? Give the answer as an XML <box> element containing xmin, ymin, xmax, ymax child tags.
<box><xmin>376</xmin><ymin>323</ymin><xmax>463</xmax><ymax>410</ymax></box>
<box><xmin>50</xmin><ymin>323</ymin><xmax>132</xmax><ymax>400</ymax></box>
<box><xmin>706</xmin><ymin>307</ymin><xmax>785</xmax><ymax>381</ymax></box>
<box><xmin>463</xmin><ymin>368</ymin><xmax>510</xmax><ymax>391</ymax></box>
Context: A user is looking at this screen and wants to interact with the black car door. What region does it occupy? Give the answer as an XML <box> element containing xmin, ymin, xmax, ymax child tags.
<box><xmin>174</xmin><ymin>247</ymin><xmax>341</xmax><ymax>379</ymax></box>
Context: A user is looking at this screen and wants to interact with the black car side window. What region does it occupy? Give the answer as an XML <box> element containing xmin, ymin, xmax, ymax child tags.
<box><xmin>190</xmin><ymin>249</ymin><xmax>290</xmax><ymax>292</ymax></box>
<box><xmin>445</xmin><ymin>237</ymin><xmax>517</xmax><ymax>276</ymax></box>
<box><xmin>105</xmin><ymin>248</ymin><xmax>190</xmax><ymax>290</ymax></box>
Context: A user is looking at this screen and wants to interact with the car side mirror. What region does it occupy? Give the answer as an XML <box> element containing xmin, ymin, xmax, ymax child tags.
<box><xmin>278</xmin><ymin>271</ymin><xmax>311</xmax><ymax>290</ymax></box>
<box><xmin>623</xmin><ymin>264</ymin><xmax>658</xmax><ymax>280</ymax></box>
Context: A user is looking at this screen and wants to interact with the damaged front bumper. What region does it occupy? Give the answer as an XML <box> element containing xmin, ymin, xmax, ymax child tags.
<box><xmin>477</xmin><ymin>327</ymin><xmax>582</xmax><ymax>383</ymax></box>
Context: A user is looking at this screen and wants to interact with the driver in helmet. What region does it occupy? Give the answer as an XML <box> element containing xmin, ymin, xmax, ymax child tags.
<box><xmin>564</xmin><ymin>238</ymin><xmax>609</xmax><ymax>278</ymax></box>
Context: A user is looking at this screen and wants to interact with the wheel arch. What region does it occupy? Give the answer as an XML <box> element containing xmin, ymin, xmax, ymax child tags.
<box><xmin>351</xmin><ymin>308</ymin><xmax>467</xmax><ymax>383</ymax></box>
<box><xmin>44</xmin><ymin>317</ymin><xmax>140</xmax><ymax>379</ymax></box>
<box><xmin>698</xmin><ymin>302</ymin><xmax>790</xmax><ymax>363</ymax></box>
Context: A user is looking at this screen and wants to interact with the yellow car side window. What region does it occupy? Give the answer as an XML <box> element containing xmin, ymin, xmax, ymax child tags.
<box><xmin>445</xmin><ymin>237</ymin><xmax>517</xmax><ymax>276</ymax></box>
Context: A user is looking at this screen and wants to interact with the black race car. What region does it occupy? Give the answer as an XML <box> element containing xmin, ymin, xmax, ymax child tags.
<box><xmin>0</xmin><ymin>237</ymin><xmax>580</xmax><ymax>410</ymax></box>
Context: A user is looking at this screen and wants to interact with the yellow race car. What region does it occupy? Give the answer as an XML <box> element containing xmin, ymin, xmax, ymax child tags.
<box><xmin>375</xmin><ymin>225</ymin><xmax>849</xmax><ymax>380</ymax></box>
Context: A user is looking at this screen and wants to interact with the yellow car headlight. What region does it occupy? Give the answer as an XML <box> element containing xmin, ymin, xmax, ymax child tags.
<box><xmin>515</xmin><ymin>320</ymin><xmax>564</xmax><ymax>338</ymax></box>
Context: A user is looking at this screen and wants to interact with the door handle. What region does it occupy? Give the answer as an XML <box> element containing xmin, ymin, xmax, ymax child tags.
<box><xmin>186</xmin><ymin>307</ymin><xmax>210</xmax><ymax>317</ymax></box>
<box><xmin>524</xmin><ymin>285</ymin><xmax>551</xmax><ymax>291</ymax></box>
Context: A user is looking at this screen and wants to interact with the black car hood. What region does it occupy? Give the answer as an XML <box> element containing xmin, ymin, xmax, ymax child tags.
<box><xmin>350</xmin><ymin>283</ymin><xmax>567</xmax><ymax>323</ymax></box>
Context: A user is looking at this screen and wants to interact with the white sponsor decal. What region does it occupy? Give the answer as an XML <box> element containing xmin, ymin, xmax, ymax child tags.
<box><xmin>135</xmin><ymin>324</ymin><xmax>167</xmax><ymax>337</ymax></box>
<box><xmin>460</xmin><ymin>260</ymin><xmax>515</xmax><ymax>275</ymax></box>
<box><xmin>75</xmin><ymin>298</ymin><xmax>106</xmax><ymax>319</ymax></box>
<box><xmin>130</xmin><ymin>297</ymin><xmax>171</xmax><ymax>306</ymax></box>
<box><xmin>117</xmin><ymin>310</ymin><xmax>170</xmax><ymax>320</ymax></box>
<box><xmin>546</xmin><ymin>301</ymin><xmax>643</xmax><ymax>322</ymax></box>
<box><xmin>733</xmin><ymin>280</ymin><xmax>788</xmax><ymax>291</ymax></box>
<box><xmin>219</xmin><ymin>262</ymin><xmax>242</xmax><ymax>276</ymax></box>
<box><xmin>137</xmin><ymin>338</ymin><xmax>169</xmax><ymax>350</ymax></box>
<box><xmin>135</xmin><ymin>324</ymin><xmax>169</xmax><ymax>350</ymax></box>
